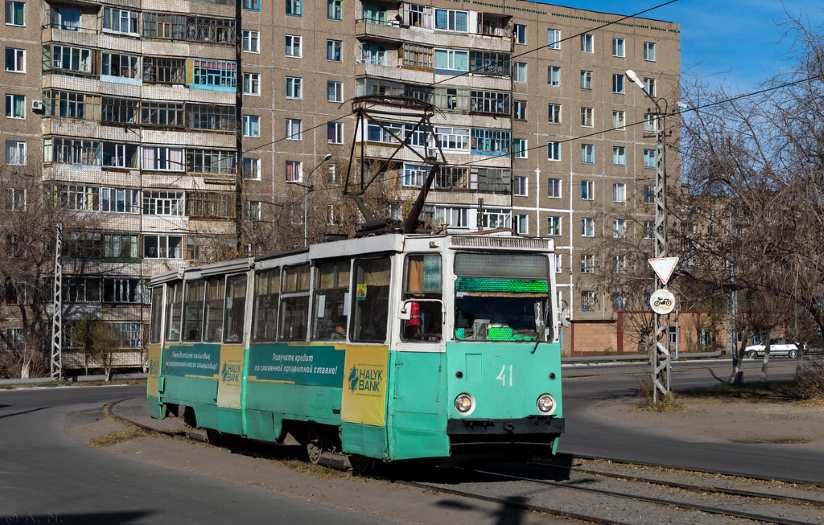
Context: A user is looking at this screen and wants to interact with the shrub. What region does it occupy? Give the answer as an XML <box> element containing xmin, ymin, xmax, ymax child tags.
<box><xmin>794</xmin><ymin>359</ymin><xmax>824</xmax><ymax>400</ymax></box>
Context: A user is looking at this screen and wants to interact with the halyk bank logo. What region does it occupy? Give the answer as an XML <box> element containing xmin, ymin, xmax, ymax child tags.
<box><xmin>347</xmin><ymin>365</ymin><xmax>383</xmax><ymax>395</ymax></box>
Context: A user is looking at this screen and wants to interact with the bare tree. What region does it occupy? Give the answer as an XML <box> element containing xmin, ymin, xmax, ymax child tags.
<box><xmin>70</xmin><ymin>319</ymin><xmax>120</xmax><ymax>381</ymax></box>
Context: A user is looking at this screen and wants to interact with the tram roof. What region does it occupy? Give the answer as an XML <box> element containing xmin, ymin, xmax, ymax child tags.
<box><xmin>150</xmin><ymin>233</ymin><xmax>554</xmax><ymax>285</ymax></box>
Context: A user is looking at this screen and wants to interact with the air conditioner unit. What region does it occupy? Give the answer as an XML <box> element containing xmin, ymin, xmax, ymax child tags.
<box><xmin>31</xmin><ymin>100</ymin><xmax>45</xmax><ymax>112</ymax></box>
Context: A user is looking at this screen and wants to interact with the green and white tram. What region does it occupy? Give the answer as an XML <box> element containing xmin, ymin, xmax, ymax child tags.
<box><xmin>147</xmin><ymin>233</ymin><xmax>564</xmax><ymax>462</ymax></box>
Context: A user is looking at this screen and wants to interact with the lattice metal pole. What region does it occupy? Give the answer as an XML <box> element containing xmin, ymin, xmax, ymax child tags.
<box><xmin>50</xmin><ymin>223</ymin><xmax>63</xmax><ymax>380</ymax></box>
<box><xmin>652</xmin><ymin>110</ymin><xmax>671</xmax><ymax>403</ymax></box>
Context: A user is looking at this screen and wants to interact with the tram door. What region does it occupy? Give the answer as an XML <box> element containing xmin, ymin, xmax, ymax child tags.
<box><xmin>389</xmin><ymin>251</ymin><xmax>449</xmax><ymax>458</ymax></box>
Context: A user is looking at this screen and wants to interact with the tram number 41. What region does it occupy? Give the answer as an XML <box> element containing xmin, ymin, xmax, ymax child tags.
<box><xmin>496</xmin><ymin>365</ymin><xmax>513</xmax><ymax>387</ymax></box>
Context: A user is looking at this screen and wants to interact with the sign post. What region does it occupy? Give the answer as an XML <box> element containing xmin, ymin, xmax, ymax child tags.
<box><xmin>648</xmin><ymin>256</ymin><xmax>678</xmax><ymax>403</ymax></box>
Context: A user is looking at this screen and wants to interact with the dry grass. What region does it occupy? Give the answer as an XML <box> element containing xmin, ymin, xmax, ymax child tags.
<box><xmin>89</xmin><ymin>427</ymin><xmax>146</xmax><ymax>447</ymax></box>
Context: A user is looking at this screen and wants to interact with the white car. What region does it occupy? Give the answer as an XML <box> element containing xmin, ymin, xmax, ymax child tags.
<box><xmin>745</xmin><ymin>338</ymin><xmax>800</xmax><ymax>360</ymax></box>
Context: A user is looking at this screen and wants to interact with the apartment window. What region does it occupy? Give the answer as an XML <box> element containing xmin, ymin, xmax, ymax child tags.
<box><xmin>547</xmin><ymin>28</ymin><xmax>561</xmax><ymax>49</ymax></box>
<box><xmin>644</xmin><ymin>77</ymin><xmax>657</xmax><ymax>96</ymax></box>
<box><xmin>5</xmin><ymin>140</ymin><xmax>25</xmax><ymax>165</ymax></box>
<box><xmin>580</xmin><ymin>106</ymin><xmax>593</xmax><ymax>127</ymax></box>
<box><xmin>242</xmin><ymin>30</ymin><xmax>260</xmax><ymax>53</ymax></box>
<box><xmin>4</xmin><ymin>47</ymin><xmax>24</xmax><ymax>72</ymax></box>
<box><xmin>143</xmin><ymin>191</ymin><xmax>184</xmax><ymax>216</ymax></box>
<box><xmin>51</xmin><ymin>6</ymin><xmax>79</xmax><ymax>30</ymax></box>
<box><xmin>644</xmin><ymin>148</ymin><xmax>657</xmax><ymax>168</ymax></box>
<box><xmin>103</xmin><ymin>7</ymin><xmax>138</xmax><ymax>34</ymax></box>
<box><xmin>581</xmin><ymin>33</ymin><xmax>594</xmax><ymax>53</ymax></box>
<box><xmin>434</xmin><ymin>8</ymin><xmax>468</xmax><ymax>32</ymax></box>
<box><xmin>433</xmin><ymin>206</ymin><xmax>468</xmax><ymax>228</ymax></box>
<box><xmin>547</xmin><ymin>178</ymin><xmax>561</xmax><ymax>198</ymax></box>
<box><xmin>286</xmin><ymin>0</ymin><xmax>302</xmax><ymax>16</ymax></box>
<box><xmin>470</xmin><ymin>128</ymin><xmax>511</xmax><ymax>155</ymax></box>
<box><xmin>6</xmin><ymin>189</ymin><xmax>24</xmax><ymax>211</ymax></box>
<box><xmin>514</xmin><ymin>62</ymin><xmax>527</xmax><ymax>83</ymax></box>
<box><xmin>246</xmin><ymin>201</ymin><xmax>262</xmax><ymax>221</ymax></box>
<box><xmin>187</xmin><ymin>104</ymin><xmax>234</xmax><ymax>132</ymax></box>
<box><xmin>141</xmin><ymin>12</ymin><xmax>186</xmax><ymax>40</ymax></box>
<box><xmin>513</xmin><ymin>138</ymin><xmax>527</xmax><ymax>159</ymax></box>
<box><xmin>143</xmin><ymin>57</ymin><xmax>185</xmax><ymax>84</ymax></box>
<box><xmin>548</xmin><ymin>65</ymin><xmax>561</xmax><ymax>86</ymax></box>
<box><xmin>102</xmin><ymin>142</ymin><xmax>137</xmax><ymax>168</ymax></box>
<box><xmin>470</xmin><ymin>90</ymin><xmax>510</xmax><ymax>115</ymax></box>
<box><xmin>402</xmin><ymin>163</ymin><xmax>426</xmax><ymax>187</ymax></box>
<box><xmin>580</xmin><ymin>180</ymin><xmax>594</xmax><ymax>200</ymax></box>
<box><xmin>612</xmin><ymin>37</ymin><xmax>625</xmax><ymax>57</ymax></box>
<box><xmin>5</xmin><ymin>94</ymin><xmax>24</xmax><ymax>118</ymax></box>
<box><xmin>186</xmin><ymin>149</ymin><xmax>237</xmax><ymax>174</ymax></box>
<box><xmin>5</xmin><ymin>0</ymin><xmax>24</xmax><ymax>26</ymax></box>
<box><xmin>101</xmin><ymin>52</ymin><xmax>140</xmax><ymax>79</ymax></box>
<box><xmin>327</xmin><ymin>121</ymin><xmax>344</xmax><ymax>144</ymax></box>
<box><xmin>515</xmin><ymin>214</ymin><xmax>528</xmax><ymax>235</ymax></box>
<box><xmin>101</xmin><ymin>97</ymin><xmax>138</xmax><ymax>124</ymax></box>
<box><xmin>285</xmin><ymin>76</ymin><xmax>302</xmax><ymax>99</ymax></box>
<box><xmin>644</xmin><ymin>112</ymin><xmax>660</xmax><ymax>133</ymax></box>
<box><xmin>285</xmin><ymin>160</ymin><xmax>302</xmax><ymax>182</ymax></box>
<box><xmin>644</xmin><ymin>41</ymin><xmax>657</xmax><ymax>61</ymax></box>
<box><xmin>243</xmin><ymin>157</ymin><xmax>261</xmax><ymax>180</ymax></box>
<box><xmin>242</xmin><ymin>0</ymin><xmax>260</xmax><ymax>10</ymax></box>
<box><xmin>612</xmin><ymin>73</ymin><xmax>624</xmax><ymax>94</ymax></box>
<box><xmin>644</xmin><ymin>220</ymin><xmax>654</xmax><ymax>239</ymax></box>
<box><xmin>513</xmin><ymin>175</ymin><xmax>527</xmax><ymax>196</ymax></box>
<box><xmin>470</xmin><ymin>50</ymin><xmax>510</xmax><ymax>76</ymax></box>
<box><xmin>513</xmin><ymin>100</ymin><xmax>526</xmax><ymax>120</ymax></box>
<box><xmin>580</xmin><ymin>254</ymin><xmax>596</xmax><ymax>273</ymax></box>
<box><xmin>613</xmin><ymin>183</ymin><xmax>626</xmax><ymax>203</ymax></box>
<box><xmin>581</xmin><ymin>143</ymin><xmax>595</xmax><ymax>164</ymax></box>
<box><xmin>614</xmin><ymin>255</ymin><xmax>627</xmax><ymax>273</ymax></box>
<box><xmin>547</xmin><ymin>141</ymin><xmax>562</xmax><ymax>161</ymax></box>
<box><xmin>243</xmin><ymin>72</ymin><xmax>260</xmax><ymax>95</ymax></box>
<box><xmin>327</xmin><ymin>164</ymin><xmax>337</xmax><ymax>184</ymax></box>
<box><xmin>328</xmin><ymin>0</ymin><xmax>342</xmax><ymax>20</ymax></box>
<box><xmin>326</xmin><ymin>39</ymin><xmax>342</xmax><ymax>61</ymax></box>
<box><xmin>613</xmin><ymin>110</ymin><xmax>626</xmax><ymax>130</ymax></box>
<box><xmin>644</xmin><ymin>185</ymin><xmax>655</xmax><ymax>203</ymax></box>
<box><xmin>144</xmin><ymin>235</ymin><xmax>182</xmax><ymax>259</ymax></box>
<box><xmin>243</xmin><ymin>115</ymin><xmax>260</xmax><ymax>137</ymax></box>
<box><xmin>514</xmin><ymin>24</ymin><xmax>526</xmax><ymax>44</ymax></box>
<box><xmin>581</xmin><ymin>291</ymin><xmax>597</xmax><ymax>312</ymax></box>
<box><xmin>283</xmin><ymin>119</ymin><xmax>302</xmax><ymax>141</ymax></box>
<box><xmin>327</xmin><ymin>80</ymin><xmax>343</xmax><ymax>102</ymax></box>
<box><xmin>285</xmin><ymin>34</ymin><xmax>302</xmax><ymax>57</ymax></box>
<box><xmin>192</xmin><ymin>59</ymin><xmax>236</xmax><ymax>90</ymax></box>
<box><xmin>613</xmin><ymin>218</ymin><xmax>626</xmax><ymax>238</ymax></box>
<box><xmin>186</xmin><ymin>16</ymin><xmax>235</xmax><ymax>44</ymax></box>
<box><xmin>547</xmin><ymin>103</ymin><xmax>561</xmax><ymax>123</ymax></box>
<box><xmin>547</xmin><ymin>216</ymin><xmax>561</xmax><ymax>237</ymax></box>
<box><xmin>580</xmin><ymin>70</ymin><xmax>592</xmax><ymax>89</ymax></box>
<box><xmin>435</xmin><ymin>126</ymin><xmax>470</xmax><ymax>151</ymax></box>
<box><xmin>481</xmin><ymin>208</ymin><xmax>511</xmax><ymax>229</ymax></box>
<box><xmin>581</xmin><ymin>217</ymin><xmax>594</xmax><ymax>237</ymax></box>
<box><xmin>613</xmin><ymin>145</ymin><xmax>626</xmax><ymax>166</ymax></box>
<box><xmin>434</xmin><ymin>49</ymin><xmax>468</xmax><ymax>72</ymax></box>
<box><xmin>43</xmin><ymin>44</ymin><xmax>92</xmax><ymax>74</ymax></box>
<box><xmin>142</xmin><ymin>146</ymin><xmax>184</xmax><ymax>171</ymax></box>
<box><xmin>141</xmin><ymin>101</ymin><xmax>184</xmax><ymax>128</ymax></box>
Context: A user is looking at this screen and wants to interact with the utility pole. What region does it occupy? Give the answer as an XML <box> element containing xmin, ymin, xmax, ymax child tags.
<box><xmin>50</xmin><ymin>223</ymin><xmax>63</xmax><ymax>380</ymax></box>
<box><xmin>626</xmin><ymin>69</ymin><xmax>671</xmax><ymax>403</ymax></box>
<box><xmin>729</xmin><ymin>212</ymin><xmax>740</xmax><ymax>382</ymax></box>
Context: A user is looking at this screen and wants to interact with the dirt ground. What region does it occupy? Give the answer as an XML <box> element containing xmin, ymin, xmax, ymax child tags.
<box><xmin>586</xmin><ymin>395</ymin><xmax>824</xmax><ymax>450</ymax></box>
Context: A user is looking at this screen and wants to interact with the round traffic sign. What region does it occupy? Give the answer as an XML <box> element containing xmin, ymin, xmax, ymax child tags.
<box><xmin>650</xmin><ymin>288</ymin><xmax>676</xmax><ymax>315</ymax></box>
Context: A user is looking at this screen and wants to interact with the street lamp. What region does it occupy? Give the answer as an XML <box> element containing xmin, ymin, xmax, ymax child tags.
<box><xmin>288</xmin><ymin>153</ymin><xmax>333</xmax><ymax>247</ymax></box>
<box><xmin>626</xmin><ymin>69</ymin><xmax>672</xmax><ymax>402</ymax></box>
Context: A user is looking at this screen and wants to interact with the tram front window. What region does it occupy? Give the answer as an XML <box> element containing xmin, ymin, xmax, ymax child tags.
<box><xmin>453</xmin><ymin>252</ymin><xmax>550</xmax><ymax>342</ymax></box>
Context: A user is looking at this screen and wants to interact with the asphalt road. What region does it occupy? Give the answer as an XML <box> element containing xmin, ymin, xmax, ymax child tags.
<box><xmin>561</xmin><ymin>358</ymin><xmax>824</xmax><ymax>483</ymax></box>
<box><xmin>0</xmin><ymin>385</ymin><xmax>384</xmax><ymax>525</ymax></box>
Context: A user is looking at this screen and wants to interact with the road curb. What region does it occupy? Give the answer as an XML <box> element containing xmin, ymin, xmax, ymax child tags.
<box><xmin>106</xmin><ymin>399</ymin><xmax>207</xmax><ymax>443</ymax></box>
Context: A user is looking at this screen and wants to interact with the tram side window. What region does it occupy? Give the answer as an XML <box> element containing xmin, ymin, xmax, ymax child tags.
<box><xmin>150</xmin><ymin>286</ymin><xmax>163</xmax><ymax>343</ymax></box>
<box><xmin>351</xmin><ymin>257</ymin><xmax>391</xmax><ymax>343</ymax></box>
<box><xmin>165</xmin><ymin>281</ymin><xmax>182</xmax><ymax>341</ymax></box>
<box><xmin>278</xmin><ymin>264</ymin><xmax>310</xmax><ymax>341</ymax></box>
<box><xmin>253</xmin><ymin>268</ymin><xmax>280</xmax><ymax>341</ymax></box>
<box><xmin>182</xmin><ymin>280</ymin><xmax>205</xmax><ymax>341</ymax></box>
<box><xmin>312</xmin><ymin>259</ymin><xmax>350</xmax><ymax>340</ymax></box>
<box><xmin>402</xmin><ymin>254</ymin><xmax>442</xmax><ymax>342</ymax></box>
<box><xmin>204</xmin><ymin>277</ymin><xmax>224</xmax><ymax>342</ymax></box>
<box><xmin>224</xmin><ymin>274</ymin><xmax>247</xmax><ymax>343</ymax></box>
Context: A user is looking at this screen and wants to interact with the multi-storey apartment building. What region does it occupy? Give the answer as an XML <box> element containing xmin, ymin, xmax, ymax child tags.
<box><xmin>0</xmin><ymin>0</ymin><xmax>679</xmax><ymax>368</ymax></box>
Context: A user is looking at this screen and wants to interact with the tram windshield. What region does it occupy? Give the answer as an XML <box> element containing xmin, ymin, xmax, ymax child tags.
<box><xmin>453</xmin><ymin>252</ymin><xmax>550</xmax><ymax>342</ymax></box>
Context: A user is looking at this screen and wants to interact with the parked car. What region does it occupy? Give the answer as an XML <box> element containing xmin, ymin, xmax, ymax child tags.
<box><xmin>744</xmin><ymin>338</ymin><xmax>801</xmax><ymax>359</ymax></box>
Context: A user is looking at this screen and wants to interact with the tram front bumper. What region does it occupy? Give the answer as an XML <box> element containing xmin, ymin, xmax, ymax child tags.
<box><xmin>447</xmin><ymin>416</ymin><xmax>565</xmax><ymax>445</ymax></box>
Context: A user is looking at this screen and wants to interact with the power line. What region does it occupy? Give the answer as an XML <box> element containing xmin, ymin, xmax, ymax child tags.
<box><xmin>429</xmin><ymin>0</ymin><xmax>679</xmax><ymax>87</ymax></box>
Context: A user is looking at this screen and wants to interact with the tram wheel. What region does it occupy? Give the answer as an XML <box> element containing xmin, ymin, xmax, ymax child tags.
<box><xmin>306</xmin><ymin>438</ymin><xmax>323</xmax><ymax>465</ymax></box>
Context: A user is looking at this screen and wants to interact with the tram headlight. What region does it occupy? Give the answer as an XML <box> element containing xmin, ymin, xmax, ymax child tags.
<box><xmin>536</xmin><ymin>394</ymin><xmax>556</xmax><ymax>414</ymax></box>
<box><xmin>454</xmin><ymin>393</ymin><xmax>475</xmax><ymax>414</ymax></box>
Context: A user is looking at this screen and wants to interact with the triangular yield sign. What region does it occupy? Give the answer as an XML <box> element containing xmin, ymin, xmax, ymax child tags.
<box><xmin>648</xmin><ymin>256</ymin><xmax>679</xmax><ymax>285</ymax></box>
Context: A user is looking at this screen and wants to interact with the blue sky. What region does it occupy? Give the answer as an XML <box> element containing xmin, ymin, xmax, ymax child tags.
<box><xmin>532</xmin><ymin>0</ymin><xmax>824</xmax><ymax>92</ymax></box>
